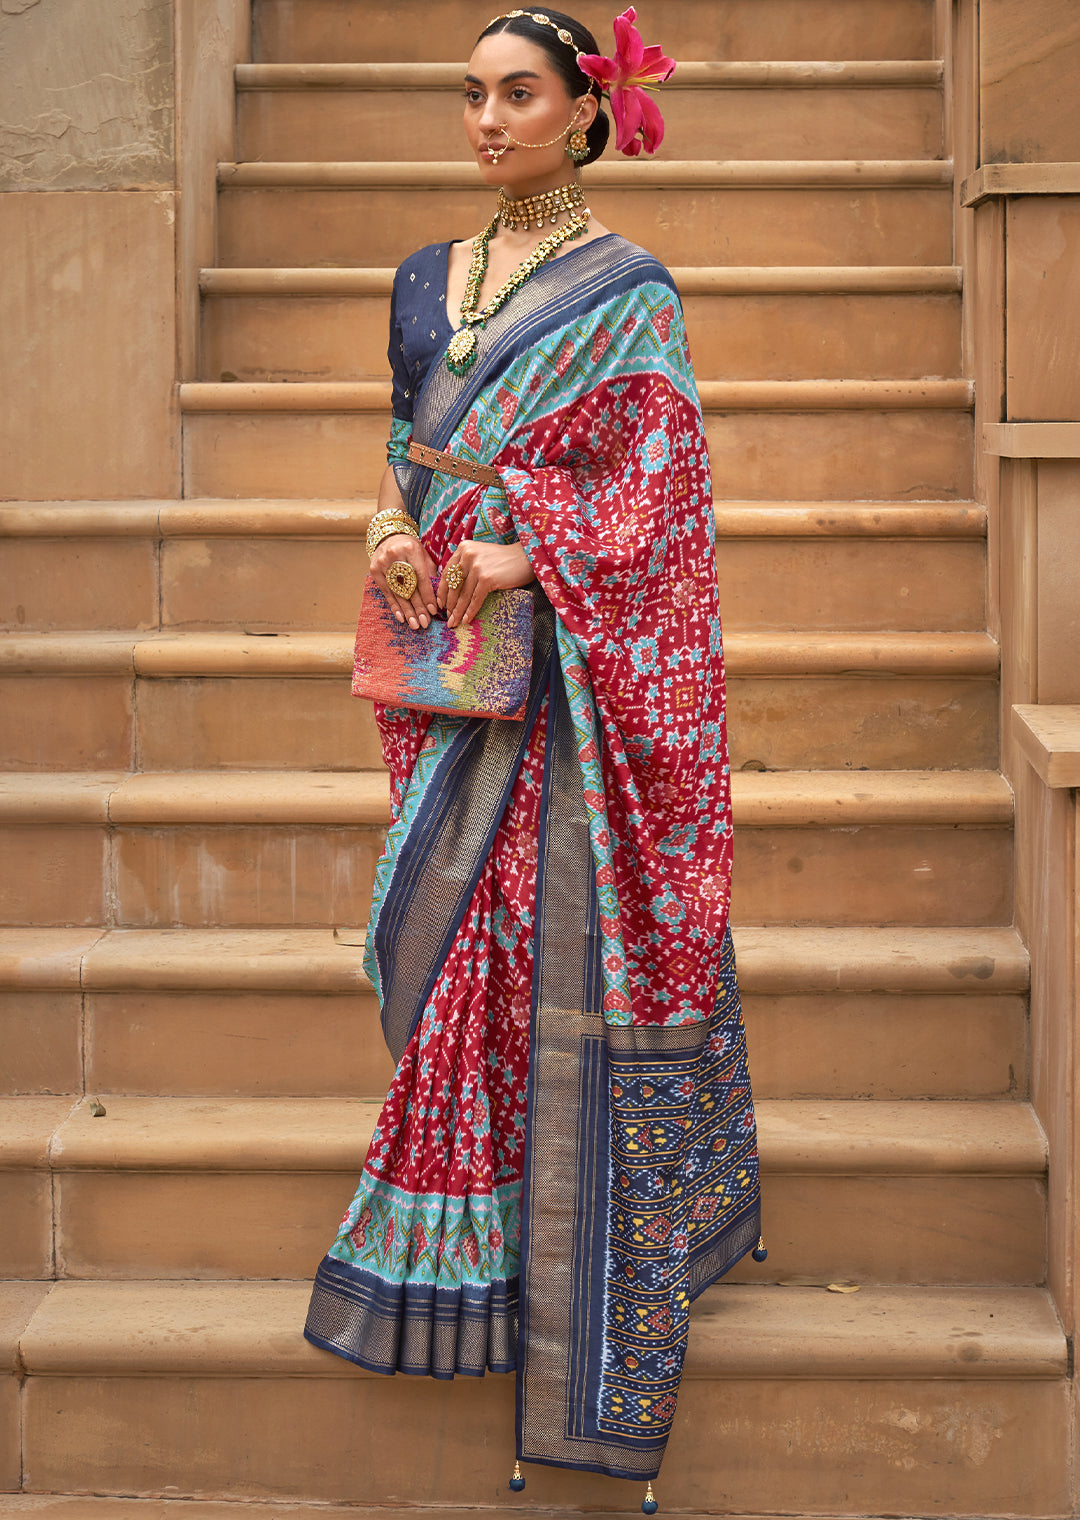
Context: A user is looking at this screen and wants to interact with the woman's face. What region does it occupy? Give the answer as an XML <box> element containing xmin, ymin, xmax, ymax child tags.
<box><xmin>464</xmin><ymin>31</ymin><xmax>595</xmax><ymax>194</ymax></box>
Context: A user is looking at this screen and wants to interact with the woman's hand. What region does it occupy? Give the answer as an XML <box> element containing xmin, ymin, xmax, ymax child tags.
<box><xmin>438</xmin><ymin>540</ymin><xmax>536</xmax><ymax>628</ymax></box>
<box><xmin>370</xmin><ymin>533</ymin><xmax>439</xmax><ymax>629</ymax></box>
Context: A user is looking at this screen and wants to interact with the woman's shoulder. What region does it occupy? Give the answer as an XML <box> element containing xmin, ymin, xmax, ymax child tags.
<box><xmin>572</xmin><ymin>233</ymin><xmax>680</xmax><ymax>306</ymax></box>
<box><xmin>393</xmin><ymin>241</ymin><xmax>456</xmax><ymax>287</ymax></box>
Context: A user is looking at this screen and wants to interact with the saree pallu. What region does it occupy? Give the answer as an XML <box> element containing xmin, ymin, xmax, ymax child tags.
<box><xmin>305</xmin><ymin>234</ymin><xmax>761</xmax><ymax>1482</ymax></box>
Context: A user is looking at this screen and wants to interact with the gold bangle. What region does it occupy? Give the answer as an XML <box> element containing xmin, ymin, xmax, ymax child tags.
<box><xmin>366</xmin><ymin>516</ymin><xmax>419</xmax><ymax>556</ymax></box>
<box><xmin>369</xmin><ymin>505</ymin><xmax>417</xmax><ymax>529</ymax></box>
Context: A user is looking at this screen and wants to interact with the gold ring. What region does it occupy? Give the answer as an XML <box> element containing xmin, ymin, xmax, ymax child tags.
<box><xmin>386</xmin><ymin>561</ymin><xmax>418</xmax><ymax>600</ymax></box>
<box><xmin>446</xmin><ymin>564</ymin><xmax>466</xmax><ymax>591</ymax></box>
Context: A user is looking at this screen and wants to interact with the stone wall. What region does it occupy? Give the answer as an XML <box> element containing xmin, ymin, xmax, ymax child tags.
<box><xmin>0</xmin><ymin>0</ymin><xmax>247</xmax><ymax>500</ymax></box>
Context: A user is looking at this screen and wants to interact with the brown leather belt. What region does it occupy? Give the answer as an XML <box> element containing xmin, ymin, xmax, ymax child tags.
<box><xmin>407</xmin><ymin>440</ymin><xmax>500</xmax><ymax>488</ymax></box>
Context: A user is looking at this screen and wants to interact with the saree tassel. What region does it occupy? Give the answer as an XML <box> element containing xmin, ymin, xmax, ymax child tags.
<box><xmin>752</xmin><ymin>1235</ymin><xmax>769</xmax><ymax>1263</ymax></box>
<box><xmin>642</xmin><ymin>1481</ymin><xmax>658</xmax><ymax>1514</ymax></box>
<box><xmin>509</xmin><ymin>1461</ymin><xmax>526</xmax><ymax>1492</ymax></box>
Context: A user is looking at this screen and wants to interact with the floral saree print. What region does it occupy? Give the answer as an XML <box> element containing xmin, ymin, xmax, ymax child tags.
<box><xmin>304</xmin><ymin>232</ymin><xmax>762</xmax><ymax>1483</ymax></box>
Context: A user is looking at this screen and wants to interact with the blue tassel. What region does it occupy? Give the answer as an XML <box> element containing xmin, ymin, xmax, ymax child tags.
<box><xmin>509</xmin><ymin>1461</ymin><xmax>525</xmax><ymax>1492</ymax></box>
<box><xmin>752</xmin><ymin>1235</ymin><xmax>768</xmax><ymax>1263</ymax></box>
<box><xmin>642</xmin><ymin>1481</ymin><xmax>658</xmax><ymax>1514</ymax></box>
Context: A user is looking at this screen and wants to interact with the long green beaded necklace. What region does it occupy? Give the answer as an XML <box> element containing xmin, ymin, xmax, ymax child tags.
<box><xmin>445</xmin><ymin>205</ymin><xmax>591</xmax><ymax>376</ymax></box>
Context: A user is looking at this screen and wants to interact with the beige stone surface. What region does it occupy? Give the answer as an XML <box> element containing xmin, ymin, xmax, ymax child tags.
<box><xmin>0</xmin><ymin>539</ymin><xmax>158</xmax><ymax>632</ymax></box>
<box><xmin>136</xmin><ymin>676</ymin><xmax>381</xmax><ymax>769</ymax></box>
<box><xmin>128</xmin><ymin>670</ymin><xmax>1004</xmax><ymax>773</ymax></box>
<box><xmin>732</xmin><ymin>825</ymin><xmax>1010</xmax><ymax>925</ymax></box>
<box><xmin>0</xmin><ymin>990</ymin><xmax>82</xmax><ymax>1095</ymax></box>
<box><xmin>15</xmin><ymin>1371</ymin><xmax>1069</xmax><ymax>1511</ymax></box>
<box><xmin>747</xmin><ymin>991</ymin><xmax>1028</xmax><ymax>1099</ymax></box>
<box><xmin>253</xmin><ymin>0</ymin><xmax>934</xmax><ymax>64</ymax></box>
<box><xmin>79</xmin><ymin>926</ymin><xmax>372</xmax><ymax>993</ymax></box>
<box><xmin>0</xmin><ymin>675</ymin><xmax>134</xmax><ymax>770</ymax></box>
<box><xmin>1036</xmin><ymin>462</ymin><xmax>1080</xmax><ymax>704</ymax></box>
<box><xmin>726</xmin><ymin>675</ymin><xmax>998</xmax><ymax>771</ymax></box>
<box><xmin>56</xmin><ymin>1171</ymin><xmax>356</xmax><ymax>1278</ymax></box>
<box><xmin>0</xmin><ymin>1097</ymin><xmax>75</xmax><ymax>1277</ymax></box>
<box><xmin>53</xmin><ymin>1170</ymin><xmax>1043</xmax><ymax>1286</ymax></box>
<box><xmin>216</xmin><ymin>185</ymin><xmax>953</xmax><ymax>270</ymax></box>
<box><xmin>717</xmin><ymin>537</ymin><xmax>982</xmax><ymax>630</ymax></box>
<box><xmin>0</xmin><ymin>928</ymin><xmax>101</xmax><ymax>989</ymax></box>
<box><xmin>980</xmin><ymin>0</ymin><xmax>1080</xmax><ymax>163</ymax></box>
<box><xmin>18</xmin><ymin>1278</ymin><xmax>1065</xmax><ymax>1380</ymax></box>
<box><xmin>0</xmin><ymin>193</ymin><xmax>178</xmax><ymax>499</ymax></box>
<box><xmin>1006</xmin><ymin>199</ymin><xmax>1080</xmax><ymax>421</ymax></box>
<box><xmin>112</xmin><ymin>824</ymin><xmax>382</xmax><ymax>926</ymax></box>
<box><xmin>725</xmin><ymin>1174</ymin><xmax>1044</xmax><ymax>1285</ymax></box>
<box><xmin>175</xmin><ymin>0</ymin><xmax>251</xmax><ymax>377</ymax></box>
<box><xmin>237</xmin><ymin>83</ymin><xmax>943</xmax><ymax>165</ymax></box>
<box><xmin>162</xmin><ymin>537</ymin><xmax>369</xmax><ymax>630</ymax></box>
<box><xmin>184</xmin><ymin>407</ymin><xmax>972</xmax><ymax>502</ymax></box>
<box><xmin>0</xmin><ymin>826</ymin><xmax>108</xmax><ymax>926</ymax></box>
<box><xmin>0</xmin><ymin>1170</ymin><xmax>54</xmax><ymax>1277</ymax></box>
<box><xmin>0</xmin><ymin>1281</ymin><xmax>51</xmax><ymax>1490</ymax></box>
<box><xmin>704</xmin><ymin>409</ymin><xmax>973</xmax><ymax>501</ymax></box>
<box><xmin>86</xmin><ymin>989</ymin><xmax>392</xmax><ymax>1097</ymax></box>
<box><xmin>0</xmin><ymin>0</ymin><xmax>173</xmax><ymax>190</ymax></box>
<box><xmin>201</xmin><ymin>288</ymin><xmax>962</xmax><ymax>385</ymax></box>
<box><xmin>1014</xmin><ymin>704</ymin><xmax>1080</xmax><ymax>788</ymax></box>
<box><xmin>150</xmin><ymin>528</ymin><xmax>986</xmax><ymax>634</ymax></box>
<box><xmin>105</xmin><ymin>769</ymin><xmax>389</xmax><ymax>824</ymax></box>
<box><xmin>70</xmin><ymin>923</ymin><xmax>1028</xmax><ymax>995</ymax></box>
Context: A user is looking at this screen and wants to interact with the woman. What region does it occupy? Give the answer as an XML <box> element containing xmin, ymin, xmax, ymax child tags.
<box><xmin>304</xmin><ymin>9</ymin><xmax>763</xmax><ymax>1506</ymax></box>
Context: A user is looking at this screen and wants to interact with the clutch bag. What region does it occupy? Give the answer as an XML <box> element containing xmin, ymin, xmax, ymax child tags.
<box><xmin>351</xmin><ymin>573</ymin><xmax>533</xmax><ymax>721</ymax></box>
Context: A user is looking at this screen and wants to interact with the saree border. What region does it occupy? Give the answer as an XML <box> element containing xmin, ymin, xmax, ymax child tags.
<box><xmin>374</xmin><ymin>592</ymin><xmax>555</xmax><ymax>1064</ymax></box>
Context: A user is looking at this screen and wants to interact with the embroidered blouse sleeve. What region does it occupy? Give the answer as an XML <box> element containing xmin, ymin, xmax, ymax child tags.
<box><xmin>386</xmin><ymin>266</ymin><xmax>414</xmax><ymax>465</ymax></box>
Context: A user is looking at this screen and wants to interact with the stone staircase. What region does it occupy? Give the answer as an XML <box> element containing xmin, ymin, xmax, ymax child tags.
<box><xmin>0</xmin><ymin>0</ymin><xmax>1070</xmax><ymax>1514</ymax></box>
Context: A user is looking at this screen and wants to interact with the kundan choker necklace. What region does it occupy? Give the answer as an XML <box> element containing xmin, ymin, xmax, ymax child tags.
<box><xmin>445</xmin><ymin>204</ymin><xmax>591</xmax><ymax>376</ymax></box>
<box><xmin>497</xmin><ymin>181</ymin><xmax>586</xmax><ymax>233</ymax></box>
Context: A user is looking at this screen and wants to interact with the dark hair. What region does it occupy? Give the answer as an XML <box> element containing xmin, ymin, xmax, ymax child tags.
<box><xmin>476</xmin><ymin>8</ymin><xmax>611</xmax><ymax>166</ymax></box>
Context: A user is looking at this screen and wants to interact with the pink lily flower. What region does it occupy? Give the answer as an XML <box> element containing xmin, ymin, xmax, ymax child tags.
<box><xmin>578</xmin><ymin>7</ymin><xmax>676</xmax><ymax>157</ymax></box>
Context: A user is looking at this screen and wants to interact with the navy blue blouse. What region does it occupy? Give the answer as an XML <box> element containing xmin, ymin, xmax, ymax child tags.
<box><xmin>388</xmin><ymin>241</ymin><xmax>458</xmax><ymax>424</ymax></box>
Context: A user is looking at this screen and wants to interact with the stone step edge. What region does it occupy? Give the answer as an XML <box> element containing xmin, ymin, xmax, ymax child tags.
<box><xmin>235</xmin><ymin>59</ymin><xmax>946</xmax><ymax>91</ymax></box>
<box><xmin>0</xmin><ymin>1095</ymin><xmax>1048</xmax><ymax>1176</ymax></box>
<box><xmin>178</xmin><ymin>379</ymin><xmax>974</xmax><ymax>413</ymax></box>
<box><xmin>0</xmin><ymin>499</ymin><xmax>985</xmax><ymax>539</ymax></box>
<box><xmin>200</xmin><ymin>264</ymin><xmax>964</xmax><ymax>295</ymax></box>
<box><xmin>0</xmin><ymin>1501</ymin><xmax>834</xmax><ymax>1520</ymax></box>
<box><xmin>217</xmin><ymin>158</ymin><xmax>954</xmax><ymax>189</ymax></box>
<box><xmin>0</xmin><ymin>769</ymin><xmax>1014</xmax><ymax>829</ymax></box>
<box><xmin>0</xmin><ymin>925</ymin><xmax>1030</xmax><ymax>995</ymax></box>
<box><xmin>0</xmin><ymin>630</ymin><xmax>1000</xmax><ymax>677</ymax></box>
<box><xmin>3</xmin><ymin>1280</ymin><xmax>1065</xmax><ymax>1380</ymax></box>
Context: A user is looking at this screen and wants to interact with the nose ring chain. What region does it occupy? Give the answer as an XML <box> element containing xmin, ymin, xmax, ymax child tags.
<box><xmin>483</xmin><ymin>102</ymin><xmax>584</xmax><ymax>162</ymax></box>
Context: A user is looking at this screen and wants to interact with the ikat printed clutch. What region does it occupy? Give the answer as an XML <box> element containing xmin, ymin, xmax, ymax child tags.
<box><xmin>351</xmin><ymin>573</ymin><xmax>533</xmax><ymax>721</ymax></box>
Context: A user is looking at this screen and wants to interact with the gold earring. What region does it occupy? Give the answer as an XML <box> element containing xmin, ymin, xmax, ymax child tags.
<box><xmin>566</xmin><ymin>129</ymin><xmax>589</xmax><ymax>163</ymax></box>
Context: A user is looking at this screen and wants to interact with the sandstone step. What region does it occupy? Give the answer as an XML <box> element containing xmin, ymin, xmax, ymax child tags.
<box><xmin>0</xmin><ymin>1500</ymin><xmax>837</xmax><ymax>1520</ymax></box>
<box><xmin>252</xmin><ymin>0</ymin><xmax>937</xmax><ymax>66</ymax></box>
<box><xmin>216</xmin><ymin>165</ymin><xmax>953</xmax><ymax>269</ymax></box>
<box><xmin>234</xmin><ymin>61</ymin><xmax>943</xmax><ymax>163</ymax></box>
<box><xmin>0</xmin><ymin>495</ymin><xmax>987</xmax><ymax>635</ymax></box>
<box><xmin>180</xmin><ymin>409</ymin><xmax>972</xmax><ymax>502</ymax></box>
<box><xmin>0</xmin><ymin>769</ymin><xmax>1013</xmax><ymax>929</ymax></box>
<box><xmin>200</xmin><ymin>264</ymin><xmax>965</xmax><ymax>294</ymax></box>
<box><xmin>2</xmin><ymin>518</ymin><xmax>985</xmax><ymax>635</ymax></box>
<box><xmin>5</xmin><ymin>1278</ymin><xmax>1068</xmax><ymax>1513</ymax></box>
<box><xmin>200</xmin><ymin>285</ymin><xmax>962</xmax><ymax>384</ymax></box>
<box><xmin>0</xmin><ymin>631</ymin><xmax>999</xmax><ymax>772</ymax></box>
<box><xmin>0</xmin><ymin>1094</ymin><xmax>1047</xmax><ymax>1283</ymax></box>
<box><xmin>0</xmin><ymin>924</ymin><xmax>1030</xmax><ymax>1105</ymax></box>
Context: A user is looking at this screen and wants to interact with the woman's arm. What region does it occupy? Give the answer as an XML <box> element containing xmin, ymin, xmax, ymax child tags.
<box><xmin>368</xmin><ymin>464</ymin><xmax>440</xmax><ymax>629</ymax></box>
